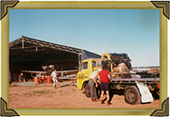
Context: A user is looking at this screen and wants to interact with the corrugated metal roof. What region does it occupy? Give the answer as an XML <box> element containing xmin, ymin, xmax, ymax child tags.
<box><xmin>10</xmin><ymin>36</ymin><xmax>101</xmax><ymax>60</ymax></box>
<box><xmin>10</xmin><ymin>36</ymin><xmax>82</xmax><ymax>54</ymax></box>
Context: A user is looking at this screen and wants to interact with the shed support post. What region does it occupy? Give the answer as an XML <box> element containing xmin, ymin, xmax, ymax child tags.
<box><xmin>22</xmin><ymin>37</ymin><xmax>24</xmax><ymax>49</ymax></box>
<box><xmin>78</xmin><ymin>53</ymin><xmax>82</xmax><ymax>66</ymax></box>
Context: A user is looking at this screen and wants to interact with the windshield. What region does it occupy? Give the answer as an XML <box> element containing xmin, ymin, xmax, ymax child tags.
<box><xmin>80</xmin><ymin>62</ymin><xmax>88</xmax><ymax>71</ymax></box>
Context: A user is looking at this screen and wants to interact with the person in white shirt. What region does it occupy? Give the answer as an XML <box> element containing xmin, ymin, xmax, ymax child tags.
<box><xmin>88</xmin><ymin>69</ymin><xmax>101</xmax><ymax>102</ymax></box>
<box><xmin>51</xmin><ymin>69</ymin><xmax>58</xmax><ymax>88</ymax></box>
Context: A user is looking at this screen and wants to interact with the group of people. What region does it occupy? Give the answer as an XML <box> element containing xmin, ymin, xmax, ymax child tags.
<box><xmin>51</xmin><ymin>63</ymin><xmax>112</xmax><ymax>105</ymax></box>
<box><xmin>89</xmin><ymin>62</ymin><xmax>112</xmax><ymax>105</ymax></box>
<box><xmin>18</xmin><ymin>62</ymin><xmax>112</xmax><ymax>104</ymax></box>
<box><xmin>18</xmin><ymin>69</ymin><xmax>58</xmax><ymax>87</ymax></box>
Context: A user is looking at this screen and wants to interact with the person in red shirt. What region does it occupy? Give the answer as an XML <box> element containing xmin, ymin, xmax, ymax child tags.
<box><xmin>98</xmin><ymin>63</ymin><xmax>112</xmax><ymax>105</ymax></box>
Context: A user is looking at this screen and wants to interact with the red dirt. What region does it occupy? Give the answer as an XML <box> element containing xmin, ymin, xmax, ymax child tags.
<box><xmin>9</xmin><ymin>81</ymin><xmax>160</xmax><ymax>108</ymax></box>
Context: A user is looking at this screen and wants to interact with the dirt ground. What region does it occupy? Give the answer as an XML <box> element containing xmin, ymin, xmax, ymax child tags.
<box><xmin>9</xmin><ymin>81</ymin><xmax>160</xmax><ymax>108</ymax></box>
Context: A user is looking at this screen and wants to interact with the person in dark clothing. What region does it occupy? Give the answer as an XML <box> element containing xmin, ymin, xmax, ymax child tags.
<box><xmin>19</xmin><ymin>73</ymin><xmax>24</xmax><ymax>82</ymax></box>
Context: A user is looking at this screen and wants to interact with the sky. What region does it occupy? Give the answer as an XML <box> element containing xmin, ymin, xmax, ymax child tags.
<box><xmin>9</xmin><ymin>9</ymin><xmax>159</xmax><ymax>67</ymax></box>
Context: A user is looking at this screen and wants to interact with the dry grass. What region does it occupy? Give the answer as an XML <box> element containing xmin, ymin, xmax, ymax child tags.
<box><xmin>23</xmin><ymin>89</ymin><xmax>55</xmax><ymax>97</ymax></box>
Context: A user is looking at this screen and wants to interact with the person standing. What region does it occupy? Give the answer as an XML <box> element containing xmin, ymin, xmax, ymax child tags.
<box><xmin>98</xmin><ymin>64</ymin><xmax>112</xmax><ymax>105</ymax></box>
<box><xmin>51</xmin><ymin>69</ymin><xmax>58</xmax><ymax>88</ymax></box>
<box><xmin>89</xmin><ymin>69</ymin><xmax>101</xmax><ymax>102</ymax></box>
<box><xmin>19</xmin><ymin>73</ymin><xmax>24</xmax><ymax>82</ymax></box>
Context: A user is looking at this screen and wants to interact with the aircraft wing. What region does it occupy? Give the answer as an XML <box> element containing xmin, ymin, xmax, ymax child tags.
<box><xmin>21</xmin><ymin>70</ymin><xmax>46</xmax><ymax>75</ymax></box>
<box><xmin>56</xmin><ymin>70</ymin><xmax>78</xmax><ymax>76</ymax></box>
<box><xmin>21</xmin><ymin>69</ymin><xmax>78</xmax><ymax>76</ymax></box>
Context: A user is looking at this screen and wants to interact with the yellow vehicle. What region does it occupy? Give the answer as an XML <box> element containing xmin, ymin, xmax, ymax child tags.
<box><xmin>76</xmin><ymin>58</ymin><xmax>101</xmax><ymax>90</ymax></box>
<box><xmin>76</xmin><ymin>53</ymin><xmax>132</xmax><ymax>91</ymax></box>
<box><xmin>76</xmin><ymin>53</ymin><xmax>160</xmax><ymax>105</ymax></box>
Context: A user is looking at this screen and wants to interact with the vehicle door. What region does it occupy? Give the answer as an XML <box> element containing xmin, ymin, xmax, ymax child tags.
<box><xmin>77</xmin><ymin>61</ymin><xmax>89</xmax><ymax>89</ymax></box>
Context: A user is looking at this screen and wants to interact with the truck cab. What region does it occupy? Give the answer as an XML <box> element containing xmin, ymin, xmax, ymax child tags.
<box><xmin>76</xmin><ymin>58</ymin><xmax>101</xmax><ymax>90</ymax></box>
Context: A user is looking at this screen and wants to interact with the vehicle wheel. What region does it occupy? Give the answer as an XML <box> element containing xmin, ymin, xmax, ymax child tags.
<box><xmin>124</xmin><ymin>86</ymin><xmax>141</xmax><ymax>105</ymax></box>
<box><xmin>84</xmin><ymin>84</ymin><xmax>91</xmax><ymax>98</ymax></box>
<box><xmin>154</xmin><ymin>87</ymin><xmax>160</xmax><ymax>99</ymax></box>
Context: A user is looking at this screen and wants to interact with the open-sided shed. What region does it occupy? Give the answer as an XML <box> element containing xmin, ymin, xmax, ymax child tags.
<box><xmin>9</xmin><ymin>36</ymin><xmax>101</xmax><ymax>81</ymax></box>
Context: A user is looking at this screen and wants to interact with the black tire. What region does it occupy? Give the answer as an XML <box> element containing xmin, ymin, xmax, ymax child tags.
<box><xmin>124</xmin><ymin>86</ymin><xmax>141</xmax><ymax>105</ymax></box>
<box><xmin>153</xmin><ymin>87</ymin><xmax>160</xmax><ymax>99</ymax></box>
<box><xmin>84</xmin><ymin>84</ymin><xmax>91</xmax><ymax>98</ymax></box>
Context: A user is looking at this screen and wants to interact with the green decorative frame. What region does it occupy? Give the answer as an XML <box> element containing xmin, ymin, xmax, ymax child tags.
<box><xmin>1</xmin><ymin>0</ymin><xmax>19</xmax><ymax>20</ymax></box>
<box><xmin>1</xmin><ymin>98</ymin><xmax>19</xmax><ymax>116</ymax></box>
<box><xmin>0</xmin><ymin>97</ymin><xmax>169</xmax><ymax>116</ymax></box>
<box><xmin>151</xmin><ymin>1</ymin><xmax>170</xmax><ymax>19</ymax></box>
<box><xmin>0</xmin><ymin>1</ymin><xmax>169</xmax><ymax>116</ymax></box>
<box><xmin>1</xmin><ymin>1</ymin><xmax>169</xmax><ymax>20</ymax></box>
<box><xmin>150</xmin><ymin>97</ymin><xmax>169</xmax><ymax>116</ymax></box>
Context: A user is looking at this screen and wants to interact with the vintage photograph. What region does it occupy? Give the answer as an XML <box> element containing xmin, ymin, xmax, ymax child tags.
<box><xmin>1</xmin><ymin>1</ymin><xmax>168</xmax><ymax>116</ymax></box>
<box><xmin>9</xmin><ymin>8</ymin><xmax>160</xmax><ymax>109</ymax></box>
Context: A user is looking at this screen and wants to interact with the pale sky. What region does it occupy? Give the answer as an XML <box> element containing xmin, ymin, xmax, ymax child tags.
<box><xmin>9</xmin><ymin>9</ymin><xmax>159</xmax><ymax>67</ymax></box>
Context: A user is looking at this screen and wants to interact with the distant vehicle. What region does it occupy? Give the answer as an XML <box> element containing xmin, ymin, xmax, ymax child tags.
<box><xmin>76</xmin><ymin>53</ymin><xmax>159</xmax><ymax>105</ymax></box>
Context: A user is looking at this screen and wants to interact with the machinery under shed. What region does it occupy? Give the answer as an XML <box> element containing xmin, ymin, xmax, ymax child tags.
<box><xmin>10</xmin><ymin>36</ymin><xmax>101</xmax><ymax>82</ymax></box>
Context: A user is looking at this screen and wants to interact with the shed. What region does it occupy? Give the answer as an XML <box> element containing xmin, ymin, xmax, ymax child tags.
<box><xmin>9</xmin><ymin>36</ymin><xmax>101</xmax><ymax>81</ymax></box>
